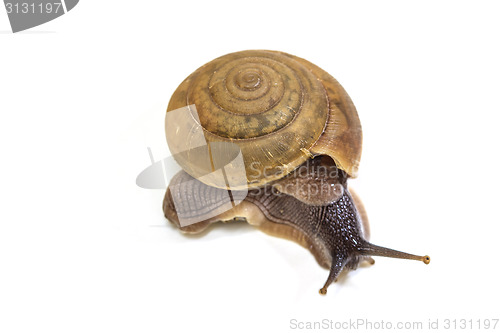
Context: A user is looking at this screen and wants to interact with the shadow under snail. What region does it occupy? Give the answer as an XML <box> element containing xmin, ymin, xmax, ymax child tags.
<box><xmin>162</xmin><ymin>50</ymin><xmax>430</xmax><ymax>295</ymax></box>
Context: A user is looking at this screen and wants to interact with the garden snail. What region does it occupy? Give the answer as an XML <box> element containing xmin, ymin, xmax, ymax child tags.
<box><xmin>162</xmin><ymin>50</ymin><xmax>430</xmax><ymax>295</ymax></box>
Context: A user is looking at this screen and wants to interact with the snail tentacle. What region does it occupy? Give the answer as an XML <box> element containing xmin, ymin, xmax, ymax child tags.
<box><xmin>319</xmin><ymin>253</ymin><xmax>348</xmax><ymax>295</ymax></box>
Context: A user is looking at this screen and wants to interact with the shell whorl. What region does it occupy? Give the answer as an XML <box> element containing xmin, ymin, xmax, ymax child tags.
<box><xmin>166</xmin><ymin>50</ymin><xmax>362</xmax><ymax>189</ymax></box>
<box><xmin>194</xmin><ymin>54</ymin><xmax>309</xmax><ymax>139</ymax></box>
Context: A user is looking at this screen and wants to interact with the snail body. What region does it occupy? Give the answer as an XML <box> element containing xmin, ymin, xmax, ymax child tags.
<box><xmin>163</xmin><ymin>50</ymin><xmax>429</xmax><ymax>294</ymax></box>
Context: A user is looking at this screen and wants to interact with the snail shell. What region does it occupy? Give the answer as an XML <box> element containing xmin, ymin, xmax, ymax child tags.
<box><xmin>163</xmin><ymin>50</ymin><xmax>430</xmax><ymax>294</ymax></box>
<box><xmin>166</xmin><ymin>50</ymin><xmax>362</xmax><ymax>190</ymax></box>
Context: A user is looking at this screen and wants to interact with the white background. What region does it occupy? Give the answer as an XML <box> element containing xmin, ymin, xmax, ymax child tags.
<box><xmin>1</xmin><ymin>1</ymin><xmax>499</xmax><ymax>332</ymax></box>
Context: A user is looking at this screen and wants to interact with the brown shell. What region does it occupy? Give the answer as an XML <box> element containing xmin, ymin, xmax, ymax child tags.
<box><xmin>166</xmin><ymin>50</ymin><xmax>362</xmax><ymax>189</ymax></box>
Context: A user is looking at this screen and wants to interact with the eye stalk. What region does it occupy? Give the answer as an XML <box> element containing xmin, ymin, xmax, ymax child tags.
<box><xmin>319</xmin><ymin>242</ymin><xmax>430</xmax><ymax>295</ymax></box>
<box><xmin>359</xmin><ymin>243</ymin><xmax>430</xmax><ymax>264</ymax></box>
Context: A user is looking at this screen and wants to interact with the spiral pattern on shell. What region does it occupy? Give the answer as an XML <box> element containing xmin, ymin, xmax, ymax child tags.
<box><xmin>166</xmin><ymin>50</ymin><xmax>362</xmax><ymax>189</ymax></box>
<box><xmin>184</xmin><ymin>52</ymin><xmax>332</xmax><ymax>143</ymax></box>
